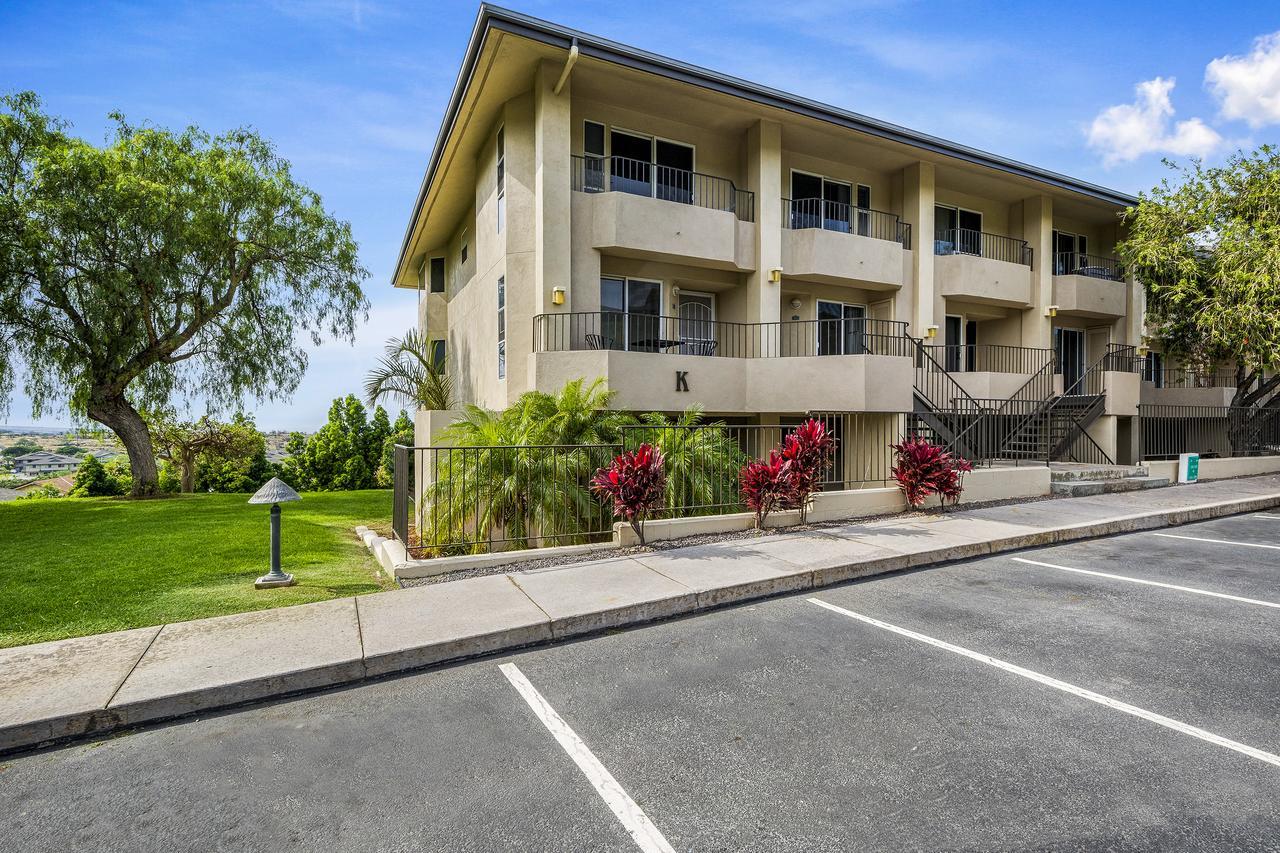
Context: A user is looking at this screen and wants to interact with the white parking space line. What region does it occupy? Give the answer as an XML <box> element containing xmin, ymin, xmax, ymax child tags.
<box><xmin>499</xmin><ymin>663</ymin><xmax>676</xmax><ymax>853</ymax></box>
<box><xmin>1152</xmin><ymin>532</ymin><xmax>1280</xmax><ymax>551</ymax></box>
<box><xmin>1252</xmin><ymin>514</ymin><xmax>1280</xmax><ymax>520</ymax></box>
<box><xmin>807</xmin><ymin>598</ymin><xmax>1280</xmax><ymax>770</ymax></box>
<box><xmin>1011</xmin><ymin>557</ymin><xmax>1280</xmax><ymax>610</ymax></box>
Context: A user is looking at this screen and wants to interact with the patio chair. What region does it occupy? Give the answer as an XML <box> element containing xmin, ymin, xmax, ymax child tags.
<box><xmin>584</xmin><ymin>333</ymin><xmax>615</xmax><ymax>350</ymax></box>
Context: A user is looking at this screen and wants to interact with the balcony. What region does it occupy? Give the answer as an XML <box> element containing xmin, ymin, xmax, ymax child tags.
<box><xmin>781</xmin><ymin>198</ymin><xmax>909</xmax><ymax>290</ymax></box>
<box><xmin>572</xmin><ymin>155</ymin><xmax>755</xmax><ymax>270</ymax></box>
<box><xmin>923</xmin><ymin>343</ymin><xmax>1054</xmax><ymax>399</ymax></box>
<box><xmin>1141</xmin><ymin>367</ymin><xmax>1239</xmax><ymax>407</ymax></box>
<box><xmin>934</xmin><ymin>228</ymin><xmax>1033</xmax><ymax>308</ymax></box>
<box><xmin>1052</xmin><ymin>252</ymin><xmax>1127</xmax><ymax>319</ymax></box>
<box><xmin>531</xmin><ymin>312</ymin><xmax>914</xmax><ymax>413</ymax></box>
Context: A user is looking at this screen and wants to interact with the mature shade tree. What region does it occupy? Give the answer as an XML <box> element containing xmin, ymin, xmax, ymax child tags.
<box><xmin>150</xmin><ymin>413</ymin><xmax>261</xmax><ymax>493</ymax></box>
<box><xmin>1119</xmin><ymin>146</ymin><xmax>1280</xmax><ymax>410</ymax></box>
<box><xmin>0</xmin><ymin>92</ymin><xmax>368</xmax><ymax>496</ymax></box>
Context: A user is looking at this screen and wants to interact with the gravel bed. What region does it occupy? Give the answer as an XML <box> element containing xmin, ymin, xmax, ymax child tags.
<box><xmin>398</xmin><ymin>491</ymin><xmax>1061</xmax><ymax>588</ymax></box>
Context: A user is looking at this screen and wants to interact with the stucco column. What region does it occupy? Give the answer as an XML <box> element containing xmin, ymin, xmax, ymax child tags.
<box><xmin>533</xmin><ymin>59</ymin><xmax>572</xmax><ymax>315</ymax></box>
<box><xmin>1021</xmin><ymin>194</ymin><xmax>1053</xmax><ymax>349</ymax></box>
<box><xmin>901</xmin><ymin>162</ymin><xmax>935</xmax><ymax>337</ymax></box>
<box><xmin>746</xmin><ymin>119</ymin><xmax>782</xmax><ymax>325</ymax></box>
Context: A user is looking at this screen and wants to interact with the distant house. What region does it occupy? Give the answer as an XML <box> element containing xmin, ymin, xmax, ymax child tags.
<box><xmin>15</xmin><ymin>475</ymin><xmax>76</xmax><ymax>495</ymax></box>
<box><xmin>12</xmin><ymin>451</ymin><xmax>82</xmax><ymax>477</ymax></box>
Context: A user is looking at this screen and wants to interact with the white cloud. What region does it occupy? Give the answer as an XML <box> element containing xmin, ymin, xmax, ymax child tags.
<box><xmin>1086</xmin><ymin>77</ymin><xmax>1223</xmax><ymax>166</ymax></box>
<box><xmin>1206</xmin><ymin>31</ymin><xmax>1280</xmax><ymax>128</ymax></box>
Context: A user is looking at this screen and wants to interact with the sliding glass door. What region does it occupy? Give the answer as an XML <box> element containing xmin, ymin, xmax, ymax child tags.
<box><xmin>817</xmin><ymin>301</ymin><xmax>867</xmax><ymax>355</ymax></box>
<box><xmin>600</xmin><ymin>277</ymin><xmax>662</xmax><ymax>352</ymax></box>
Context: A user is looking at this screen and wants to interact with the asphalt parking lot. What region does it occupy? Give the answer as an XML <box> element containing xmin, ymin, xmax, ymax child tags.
<box><xmin>3</xmin><ymin>513</ymin><xmax>1279</xmax><ymax>852</ymax></box>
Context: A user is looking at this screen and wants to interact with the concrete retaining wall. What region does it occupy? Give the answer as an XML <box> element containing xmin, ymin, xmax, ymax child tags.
<box><xmin>1143</xmin><ymin>455</ymin><xmax>1280</xmax><ymax>482</ymax></box>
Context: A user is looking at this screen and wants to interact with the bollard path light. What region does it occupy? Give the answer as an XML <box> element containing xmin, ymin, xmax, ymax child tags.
<box><xmin>248</xmin><ymin>477</ymin><xmax>302</xmax><ymax>589</ymax></box>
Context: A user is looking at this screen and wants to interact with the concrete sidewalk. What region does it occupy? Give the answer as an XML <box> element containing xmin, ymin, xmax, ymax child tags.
<box><xmin>4</xmin><ymin>475</ymin><xmax>1280</xmax><ymax>754</ymax></box>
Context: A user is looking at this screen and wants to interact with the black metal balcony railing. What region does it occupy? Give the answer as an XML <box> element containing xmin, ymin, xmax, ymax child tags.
<box><xmin>1054</xmin><ymin>251</ymin><xmax>1124</xmax><ymax>281</ymax></box>
<box><xmin>934</xmin><ymin>228</ymin><xmax>1032</xmax><ymax>266</ymax></box>
<box><xmin>570</xmin><ymin>154</ymin><xmax>755</xmax><ymax>222</ymax></box>
<box><xmin>923</xmin><ymin>343</ymin><xmax>1054</xmax><ymax>375</ymax></box>
<box><xmin>533</xmin><ymin>312</ymin><xmax>911</xmax><ymax>359</ymax></box>
<box><xmin>781</xmin><ymin>198</ymin><xmax>911</xmax><ymax>248</ymax></box>
<box><xmin>1143</xmin><ymin>367</ymin><xmax>1238</xmax><ymax>389</ymax></box>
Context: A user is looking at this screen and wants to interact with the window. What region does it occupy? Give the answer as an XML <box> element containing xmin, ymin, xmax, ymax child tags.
<box><xmin>496</xmin><ymin>127</ymin><xmax>505</xmax><ymax>233</ymax></box>
<box><xmin>430</xmin><ymin>339</ymin><xmax>446</xmax><ymax>371</ymax></box>
<box><xmin>935</xmin><ymin>205</ymin><xmax>982</xmax><ymax>255</ymax></box>
<box><xmin>460</xmin><ymin>230</ymin><xmax>469</xmax><ymax>266</ymax></box>
<box><xmin>429</xmin><ymin>257</ymin><xmax>445</xmax><ymax>294</ymax></box>
<box><xmin>1053</xmin><ymin>230</ymin><xmax>1089</xmax><ymax>274</ymax></box>
<box><xmin>496</xmin><ymin>276</ymin><xmax>506</xmax><ymax>379</ymax></box>
<box><xmin>1143</xmin><ymin>351</ymin><xmax>1164</xmax><ymax>388</ymax></box>
<box><xmin>789</xmin><ymin>171</ymin><xmax>858</xmax><ymax>232</ymax></box>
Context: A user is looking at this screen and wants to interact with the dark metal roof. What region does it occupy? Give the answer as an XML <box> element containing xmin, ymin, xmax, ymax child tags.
<box><xmin>394</xmin><ymin>4</ymin><xmax>1138</xmax><ymax>281</ymax></box>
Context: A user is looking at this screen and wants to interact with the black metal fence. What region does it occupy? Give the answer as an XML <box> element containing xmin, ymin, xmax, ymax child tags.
<box><xmin>923</xmin><ymin>343</ymin><xmax>1053</xmax><ymax>375</ymax></box>
<box><xmin>1054</xmin><ymin>251</ymin><xmax>1124</xmax><ymax>281</ymax></box>
<box><xmin>935</xmin><ymin>228</ymin><xmax>1032</xmax><ymax>266</ymax></box>
<box><xmin>1139</xmin><ymin>404</ymin><xmax>1280</xmax><ymax>460</ymax></box>
<box><xmin>533</xmin><ymin>313</ymin><xmax>912</xmax><ymax>359</ymax></box>
<box><xmin>396</xmin><ymin>442</ymin><xmax>620</xmax><ymax>556</ymax></box>
<box><xmin>781</xmin><ymin>198</ymin><xmax>911</xmax><ymax>248</ymax></box>
<box><xmin>571</xmin><ymin>154</ymin><xmax>755</xmax><ymax>222</ymax></box>
<box><xmin>392</xmin><ymin>414</ymin><xmax>913</xmax><ymax>556</ymax></box>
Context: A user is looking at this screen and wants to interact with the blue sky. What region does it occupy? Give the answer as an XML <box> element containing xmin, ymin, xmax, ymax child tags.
<box><xmin>3</xmin><ymin>0</ymin><xmax>1278</xmax><ymax>430</ymax></box>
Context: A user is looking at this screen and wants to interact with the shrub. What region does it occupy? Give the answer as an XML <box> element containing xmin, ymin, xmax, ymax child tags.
<box><xmin>780</xmin><ymin>418</ymin><xmax>835</xmax><ymax>523</ymax></box>
<box><xmin>70</xmin><ymin>454</ymin><xmax>125</xmax><ymax>497</ymax></box>
<box><xmin>890</xmin><ymin>437</ymin><xmax>974</xmax><ymax>509</ymax></box>
<box><xmin>591</xmin><ymin>443</ymin><xmax>667</xmax><ymax>545</ymax></box>
<box><xmin>740</xmin><ymin>449</ymin><xmax>791</xmax><ymax>529</ymax></box>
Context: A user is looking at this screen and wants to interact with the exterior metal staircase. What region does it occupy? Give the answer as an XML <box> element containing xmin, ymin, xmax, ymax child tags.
<box><xmin>907</xmin><ymin>336</ymin><xmax>1140</xmax><ymax>466</ymax></box>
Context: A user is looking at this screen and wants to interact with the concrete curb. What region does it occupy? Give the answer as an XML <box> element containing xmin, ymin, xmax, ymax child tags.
<box><xmin>3</xmin><ymin>484</ymin><xmax>1278</xmax><ymax>755</ymax></box>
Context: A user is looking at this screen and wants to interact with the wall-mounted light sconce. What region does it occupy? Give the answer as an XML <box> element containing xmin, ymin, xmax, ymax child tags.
<box><xmin>768</xmin><ymin>268</ymin><xmax>783</xmax><ymax>284</ymax></box>
<box><xmin>789</xmin><ymin>297</ymin><xmax>802</xmax><ymax>310</ymax></box>
<box><xmin>925</xmin><ymin>325</ymin><xmax>939</xmax><ymax>339</ymax></box>
<box><xmin>551</xmin><ymin>287</ymin><xmax>565</xmax><ymax>306</ymax></box>
<box><xmin>1045</xmin><ymin>305</ymin><xmax>1059</xmax><ymax>318</ymax></box>
<box><xmin>1136</xmin><ymin>345</ymin><xmax>1149</xmax><ymax>357</ymax></box>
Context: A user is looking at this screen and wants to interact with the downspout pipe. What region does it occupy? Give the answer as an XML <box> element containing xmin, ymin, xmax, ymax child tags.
<box><xmin>553</xmin><ymin>38</ymin><xmax>579</xmax><ymax>94</ymax></box>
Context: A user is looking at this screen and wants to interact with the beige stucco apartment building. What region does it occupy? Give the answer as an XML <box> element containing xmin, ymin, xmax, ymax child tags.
<box><xmin>394</xmin><ymin>6</ymin><xmax>1160</xmax><ymax>465</ymax></box>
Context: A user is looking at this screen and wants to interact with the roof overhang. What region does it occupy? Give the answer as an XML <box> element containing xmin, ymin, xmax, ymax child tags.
<box><xmin>393</xmin><ymin>4</ymin><xmax>1139</xmax><ymax>286</ymax></box>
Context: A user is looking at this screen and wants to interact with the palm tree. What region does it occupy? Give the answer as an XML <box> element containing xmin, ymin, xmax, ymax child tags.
<box><xmin>364</xmin><ymin>329</ymin><xmax>455</xmax><ymax>411</ymax></box>
<box><xmin>422</xmin><ymin>378</ymin><xmax>631</xmax><ymax>552</ymax></box>
<box><xmin>635</xmin><ymin>405</ymin><xmax>747</xmax><ymax>515</ymax></box>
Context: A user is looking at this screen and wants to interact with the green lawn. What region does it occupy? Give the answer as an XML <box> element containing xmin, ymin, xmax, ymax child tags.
<box><xmin>0</xmin><ymin>490</ymin><xmax>395</xmax><ymax>649</ymax></box>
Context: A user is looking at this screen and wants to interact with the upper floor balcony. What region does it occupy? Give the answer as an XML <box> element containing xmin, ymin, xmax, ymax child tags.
<box><xmin>781</xmin><ymin>198</ymin><xmax>910</xmax><ymax>290</ymax></box>
<box><xmin>531</xmin><ymin>311</ymin><xmax>913</xmax><ymax>414</ymax></box>
<box><xmin>571</xmin><ymin>154</ymin><xmax>755</xmax><ymax>271</ymax></box>
<box><xmin>934</xmin><ymin>228</ymin><xmax>1033</xmax><ymax>307</ymax></box>
<box><xmin>922</xmin><ymin>343</ymin><xmax>1054</xmax><ymax>400</ymax></box>
<box><xmin>1051</xmin><ymin>251</ymin><xmax>1127</xmax><ymax>319</ymax></box>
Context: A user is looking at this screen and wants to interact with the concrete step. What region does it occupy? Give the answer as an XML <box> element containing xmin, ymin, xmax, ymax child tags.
<box><xmin>1050</xmin><ymin>475</ymin><xmax>1171</xmax><ymax>497</ymax></box>
<box><xmin>1050</xmin><ymin>464</ymin><xmax>1149</xmax><ymax>482</ymax></box>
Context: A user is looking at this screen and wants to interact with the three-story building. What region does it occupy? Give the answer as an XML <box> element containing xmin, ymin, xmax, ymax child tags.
<box><xmin>394</xmin><ymin>6</ymin><xmax>1149</xmax><ymax>466</ymax></box>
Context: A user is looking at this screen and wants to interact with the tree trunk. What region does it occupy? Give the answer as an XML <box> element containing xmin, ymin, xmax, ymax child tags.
<box><xmin>87</xmin><ymin>392</ymin><xmax>159</xmax><ymax>497</ymax></box>
<box><xmin>179</xmin><ymin>449</ymin><xmax>197</xmax><ymax>493</ymax></box>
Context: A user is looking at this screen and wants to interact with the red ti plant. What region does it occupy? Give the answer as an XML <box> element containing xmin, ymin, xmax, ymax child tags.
<box><xmin>591</xmin><ymin>443</ymin><xmax>667</xmax><ymax>545</ymax></box>
<box><xmin>780</xmin><ymin>418</ymin><xmax>836</xmax><ymax>523</ymax></box>
<box><xmin>890</xmin><ymin>436</ymin><xmax>974</xmax><ymax>509</ymax></box>
<box><xmin>740</xmin><ymin>449</ymin><xmax>791</xmax><ymax>529</ymax></box>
